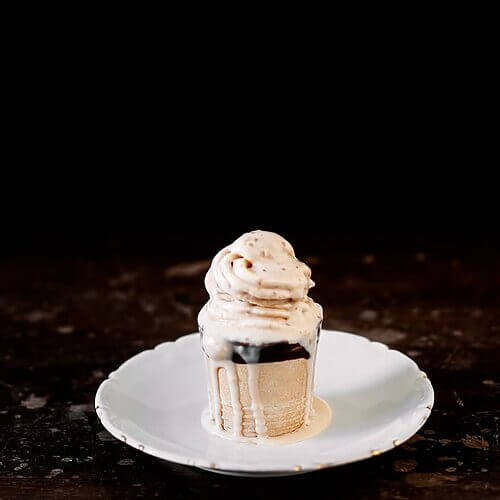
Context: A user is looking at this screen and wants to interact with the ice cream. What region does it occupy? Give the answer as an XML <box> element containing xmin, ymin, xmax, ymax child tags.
<box><xmin>198</xmin><ymin>230</ymin><xmax>326</xmax><ymax>443</ymax></box>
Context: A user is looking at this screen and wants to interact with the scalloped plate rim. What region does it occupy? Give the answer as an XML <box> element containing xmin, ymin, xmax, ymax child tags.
<box><xmin>95</xmin><ymin>330</ymin><xmax>434</xmax><ymax>475</ymax></box>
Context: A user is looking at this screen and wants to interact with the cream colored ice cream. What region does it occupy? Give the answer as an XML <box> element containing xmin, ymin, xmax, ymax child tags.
<box><xmin>198</xmin><ymin>230</ymin><xmax>323</xmax><ymax>441</ymax></box>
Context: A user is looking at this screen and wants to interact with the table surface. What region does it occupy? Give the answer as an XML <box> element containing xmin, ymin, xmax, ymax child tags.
<box><xmin>1</xmin><ymin>244</ymin><xmax>499</xmax><ymax>499</ymax></box>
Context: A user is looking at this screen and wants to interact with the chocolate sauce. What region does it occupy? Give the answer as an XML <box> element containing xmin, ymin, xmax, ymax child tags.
<box><xmin>200</xmin><ymin>330</ymin><xmax>320</xmax><ymax>364</ymax></box>
<box><xmin>230</xmin><ymin>341</ymin><xmax>310</xmax><ymax>364</ymax></box>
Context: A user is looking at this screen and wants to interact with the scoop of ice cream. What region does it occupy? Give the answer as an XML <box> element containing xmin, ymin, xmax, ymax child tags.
<box><xmin>205</xmin><ymin>230</ymin><xmax>314</xmax><ymax>306</ymax></box>
<box><xmin>198</xmin><ymin>231</ymin><xmax>322</xmax><ymax>350</ymax></box>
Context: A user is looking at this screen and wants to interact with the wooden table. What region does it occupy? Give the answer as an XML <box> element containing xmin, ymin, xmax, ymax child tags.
<box><xmin>1</xmin><ymin>242</ymin><xmax>499</xmax><ymax>499</ymax></box>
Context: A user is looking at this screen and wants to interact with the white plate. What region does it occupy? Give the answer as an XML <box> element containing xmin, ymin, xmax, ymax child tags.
<box><xmin>95</xmin><ymin>330</ymin><xmax>433</xmax><ymax>476</ymax></box>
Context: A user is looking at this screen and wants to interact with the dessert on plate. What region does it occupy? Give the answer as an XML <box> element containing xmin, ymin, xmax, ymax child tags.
<box><xmin>198</xmin><ymin>230</ymin><xmax>328</xmax><ymax>443</ymax></box>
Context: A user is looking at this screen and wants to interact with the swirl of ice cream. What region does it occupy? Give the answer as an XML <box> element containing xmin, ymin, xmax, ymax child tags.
<box><xmin>198</xmin><ymin>231</ymin><xmax>322</xmax><ymax>357</ymax></box>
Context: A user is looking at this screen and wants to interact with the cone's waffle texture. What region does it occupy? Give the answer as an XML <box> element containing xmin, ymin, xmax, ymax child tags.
<box><xmin>207</xmin><ymin>354</ymin><xmax>308</xmax><ymax>437</ymax></box>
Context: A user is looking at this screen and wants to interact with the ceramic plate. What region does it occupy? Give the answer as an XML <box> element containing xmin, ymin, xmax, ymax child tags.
<box><xmin>95</xmin><ymin>330</ymin><xmax>433</xmax><ymax>476</ymax></box>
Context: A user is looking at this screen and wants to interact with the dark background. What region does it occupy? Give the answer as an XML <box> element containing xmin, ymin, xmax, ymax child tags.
<box><xmin>2</xmin><ymin>174</ymin><xmax>498</xmax><ymax>258</ymax></box>
<box><xmin>2</xmin><ymin>34</ymin><xmax>498</xmax><ymax>259</ymax></box>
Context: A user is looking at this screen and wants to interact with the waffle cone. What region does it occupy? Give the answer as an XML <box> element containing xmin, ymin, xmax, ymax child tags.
<box><xmin>206</xmin><ymin>354</ymin><xmax>308</xmax><ymax>437</ymax></box>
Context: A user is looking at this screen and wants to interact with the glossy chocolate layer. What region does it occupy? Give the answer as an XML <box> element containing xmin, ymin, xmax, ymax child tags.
<box><xmin>230</xmin><ymin>341</ymin><xmax>310</xmax><ymax>364</ymax></box>
<box><xmin>201</xmin><ymin>331</ymin><xmax>319</xmax><ymax>364</ymax></box>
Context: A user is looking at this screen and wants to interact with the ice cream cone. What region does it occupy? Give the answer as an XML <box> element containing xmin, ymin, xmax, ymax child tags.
<box><xmin>206</xmin><ymin>354</ymin><xmax>309</xmax><ymax>437</ymax></box>
<box><xmin>198</xmin><ymin>231</ymin><xmax>323</xmax><ymax>442</ymax></box>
